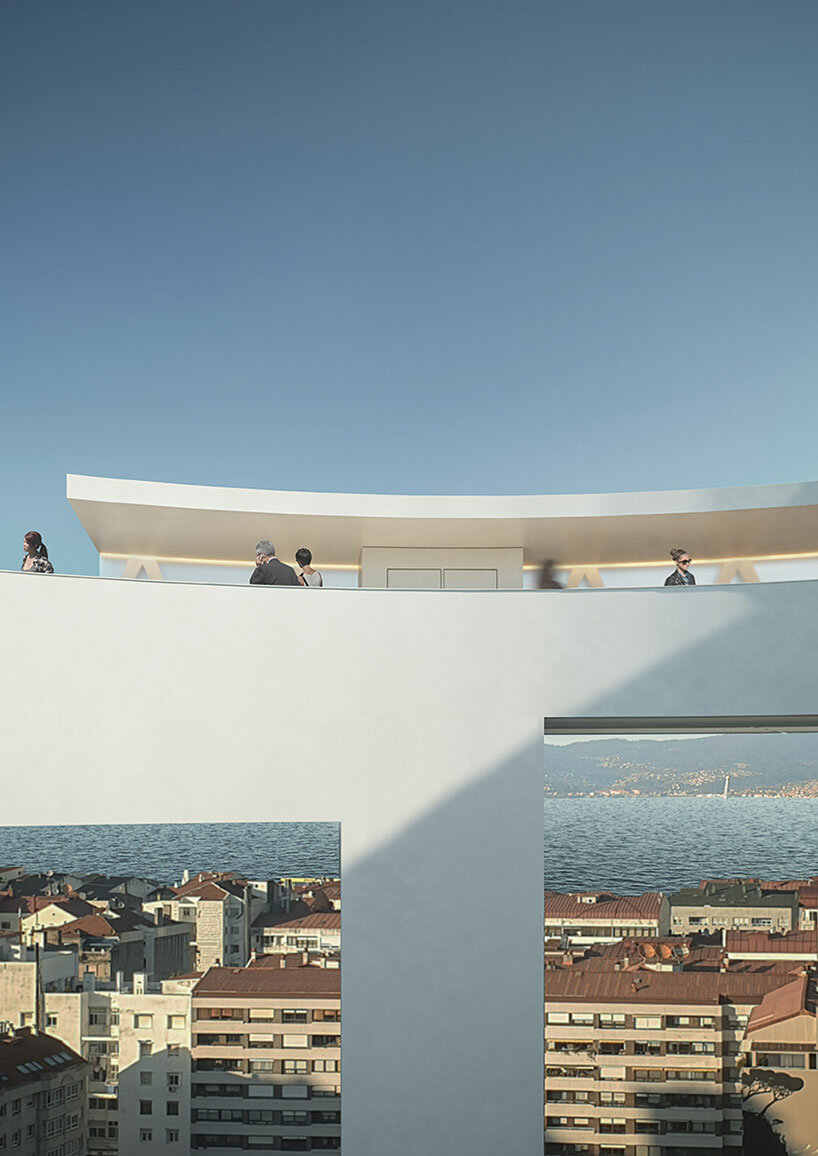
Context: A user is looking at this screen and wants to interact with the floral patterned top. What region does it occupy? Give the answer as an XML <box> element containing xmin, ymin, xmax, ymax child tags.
<box><xmin>22</xmin><ymin>555</ymin><xmax>54</xmax><ymax>574</ymax></box>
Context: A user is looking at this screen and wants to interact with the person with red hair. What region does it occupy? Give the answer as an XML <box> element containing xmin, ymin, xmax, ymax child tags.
<box><xmin>21</xmin><ymin>531</ymin><xmax>54</xmax><ymax>574</ymax></box>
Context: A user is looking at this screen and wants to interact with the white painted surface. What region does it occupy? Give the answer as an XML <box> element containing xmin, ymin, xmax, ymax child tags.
<box><xmin>3</xmin><ymin>572</ymin><xmax>818</xmax><ymax>1155</ymax></box>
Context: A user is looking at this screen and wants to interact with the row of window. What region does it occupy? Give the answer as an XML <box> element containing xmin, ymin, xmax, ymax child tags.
<box><xmin>545</xmin><ymin>1117</ymin><xmax>721</xmax><ymax>1133</ymax></box>
<box><xmin>191</xmin><ymin>1139</ymin><xmax>340</xmax><ymax>1151</ymax></box>
<box><xmin>194</xmin><ymin>1035</ymin><xmax>339</xmax><ymax>1054</ymax></box>
<box><xmin>197</xmin><ymin>1009</ymin><xmax>340</xmax><ymax>1023</ymax></box>
<box><xmin>194</xmin><ymin>1059</ymin><xmax>338</xmax><ymax>1075</ymax></box>
<box><xmin>547</xmin><ymin>1040</ymin><xmax>717</xmax><ymax>1055</ymax></box>
<box><xmin>192</xmin><ymin>1082</ymin><xmax>339</xmax><ymax>1098</ymax></box>
<box><xmin>194</xmin><ymin>1109</ymin><xmax>340</xmax><ymax>1124</ymax></box>
<box><xmin>0</xmin><ymin>1134</ymin><xmax>80</xmax><ymax>1154</ymax></box>
<box><xmin>546</xmin><ymin>1013</ymin><xmax>717</xmax><ymax>1029</ymax></box>
<box><xmin>545</xmin><ymin>1090</ymin><xmax>724</xmax><ymax>1108</ymax></box>
<box><xmin>545</xmin><ymin>1066</ymin><xmax>724</xmax><ymax>1083</ymax></box>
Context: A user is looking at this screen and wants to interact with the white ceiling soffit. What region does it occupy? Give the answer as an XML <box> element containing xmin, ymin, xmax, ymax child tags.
<box><xmin>66</xmin><ymin>475</ymin><xmax>818</xmax><ymax>566</ymax></box>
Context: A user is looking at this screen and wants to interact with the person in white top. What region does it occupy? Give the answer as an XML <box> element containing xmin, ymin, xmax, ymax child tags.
<box><xmin>296</xmin><ymin>547</ymin><xmax>323</xmax><ymax>587</ymax></box>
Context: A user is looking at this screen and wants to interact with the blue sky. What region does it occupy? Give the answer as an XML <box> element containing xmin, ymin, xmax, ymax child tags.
<box><xmin>3</xmin><ymin>1</ymin><xmax>818</xmax><ymax>575</ymax></box>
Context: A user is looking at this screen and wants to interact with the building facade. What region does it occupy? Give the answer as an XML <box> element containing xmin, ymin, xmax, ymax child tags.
<box><xmin>0</xmin><ymin>1029</ymin><xmax>89</xmax><ymax>1156</ymax></box>
<box><xmin>191</xmin><ymin>961</ymin><xmax>340</xmax><ymax>1152</ymax></box>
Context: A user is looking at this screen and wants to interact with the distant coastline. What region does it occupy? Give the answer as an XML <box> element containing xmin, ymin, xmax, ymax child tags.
<box><xmin>545</xmin><ymin>786</ymin><xmax>818</xmax><ymax>798</ymax></box>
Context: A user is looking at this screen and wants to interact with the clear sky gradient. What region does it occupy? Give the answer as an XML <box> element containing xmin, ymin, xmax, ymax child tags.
<box><xmin>3</xmin><ymin>1</ymin><xmax>817</xmax><ymax>574</ymax></box>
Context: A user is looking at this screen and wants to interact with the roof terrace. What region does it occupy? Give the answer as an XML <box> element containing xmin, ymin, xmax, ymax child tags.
<box><xmin>67</xmin><ymin>473</ymin><xmax>818</xmax><ymax>589</ymax></box>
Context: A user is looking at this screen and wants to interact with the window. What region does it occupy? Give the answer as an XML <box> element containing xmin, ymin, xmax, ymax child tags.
<box><xmin>166</xmin><ymin>1130</ymin><xmax>180</xmax><ymax>1143</ymax></box>
<box><xmin>139</xmin><ymin>1101</ymin><xmax>152</xmax><ymax>1115</ymax></box>
<box><xmin>313</xmin><ymin>1059</ymin><xmax>339</xmax><ymax>1072</ymax></box>
<box><xmin>140</xmin><ymin>1073</ymin><xmax>152</xmax><ymax>1086</ymax></box>
<box><xmin>282</xmin><ymin>1034</ymin><xmax>309</xmax><ymax>1048</ymax></box>
<box><xmin>634</xmin><ymin>1016</ymin><xmax>662</xmax><ymax>1030</ymax></box>
<box><xmin>167</xmin><ymin>1015</ymin><xmax>186</xmax><ymax>1030</ymax></box>
<box><xmin>139</xmin><ymin>1130</ymin><xmax>152</xmax><ymax>1143</ymax></box>
<box><xmin>283</xmin><ymin>1060</ymin><xmax>308</xmax><ymax>1074</ymax></box>
<box><xmin>46</xmin><ymin>1014</ymin><xmax>58</xmax><ymax>1027</ymax></box>
<box><xmin>598</xmin><ymin>1014</ymin><xmax>625</xmax><ymax>1027</ymax></box>
<box><xmin>134</xmin><ymin>1014</ymin><xmax>153</xmax><ymax>1029</ymax></box>
<box><xmin>139</xmin><ymin>1042</ymin><xmax>152</xmax><ymax>1058</ymax></box>
<box><xmin>570</xmin><ymin>1012</ymin><xmax>594</xmax><ymax>1026</ymax></box>
<box><xmin>757</xmin><ymin>1052</ymin><xmax>806</xmax><ymax>1068</ymax></box>
<box><xmin>166</xmin><ymin>1101</ymin><xmax>179</xmax><ymax>1116</ymax></box>
<box><xmin>250</xmin><ymin>1061</ymin><xmax>275</xmax><ymax>1072</ymax></box>
<box><xmin>167</xmin><ymin>1045</ymin><xmax>180</xmax><ymax>1058</ymax></box>
<box><xmin>168</xmin><ymin>1072</ymin><xmax>180</xmax><ymax>1090</ymax></box>
<box><xmin>281</xmin><ymin>1112</ymin><xmax>309</xmax><ymax>1125</ymax></box>
<box><xmin>546</xmin><ymin>1012</ymin><xmax>570</xmax><ymax>1025</ymax></box>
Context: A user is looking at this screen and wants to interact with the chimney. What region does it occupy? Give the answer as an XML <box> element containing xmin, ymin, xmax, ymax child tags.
<box><xmin>301</xmin><ymin>952</ymin><xmax>309</xmax><ymax>966</ymax></box>
<box><xmin>182</xmin><ymin>869</ymin><xmax>190</xmax><ymax>885</ymax></box>
<box><xmin>279</xmin><ymin>956</ymin><xmax>287</xmax><ymax>969</ymax></box>
<box><xmin>115</xmin><ymin>971</ymin><xmax>124</xmax><ymax>992</ymax></box>
<box><xmin>133</xmin><ymin>972</ymin><xmax>146</xmax><ymax>995</ymax></box>
<box><xmin>154</xmin><ymin>909</ymin><xmax>163</xmax><ymax>927</ymax></box>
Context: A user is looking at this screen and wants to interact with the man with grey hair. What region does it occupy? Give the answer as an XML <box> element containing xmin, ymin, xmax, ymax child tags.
<box><xmin>249</xmin><ymin>540</ymin><xmax>300</xmax><ymax>586</ymax></box>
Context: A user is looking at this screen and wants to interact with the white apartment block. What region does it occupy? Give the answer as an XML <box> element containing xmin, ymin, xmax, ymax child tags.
<box><xmin>543</xmin><ymin>969</ymin><xmax>800</xmax><ymax>1155</ymax></box>
<box><xmin>191</xmin><ymin>961</ymin><xmax>340</xmax><ymax>1152</ymax></box>
<box><xmin>43</xmin><ymin>974</ymin><xmax>194</xmax><ymax>1156</ymax></box>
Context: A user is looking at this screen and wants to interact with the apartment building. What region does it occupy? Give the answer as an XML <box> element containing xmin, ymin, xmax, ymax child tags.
<box><xmin>0</xmin><ymin>1028</ymin><xmax>89</xmax><ymax>1156</ymax></box>
<box><xmin>669</xmin><ymin>881</ymin><xmax>798</xmax><ymax>936</ymax></box>
<box><xmin>252</xmin><ymin>913</ymin><xmax>341</xmax><ymax>957</ymax></box>
<box><xmin>739</xmin><ymin>974</ymin><xmax>818</xmax><ymax>1156</ymax></box>
<box><xmin>545</xmin><ymin>892</ymin><xmax>670</xmax><ymax>946</ymax></box>
<box><xmin>191</xmin><ymin>960</ymin><xmax>341</xmax><ymax>1151</ymax></box>
<box><xmin>44</xmin><ymin>973</ymin><xmax>195</xmax><ymax>1156</ymax></box>
<box><xmin>144</xmin><ymin>878</ymin><xmax>252</xmax><ymax>972</ymax></box>
<box><xmin>42</xmin><ymin>911</ymin><xmax>194</xmax><ymax>984</ymax></box>
<box><xmin>544</xmin><ymin>968</ymin><xmax>806</xmax><ymax>1155</ymax></box>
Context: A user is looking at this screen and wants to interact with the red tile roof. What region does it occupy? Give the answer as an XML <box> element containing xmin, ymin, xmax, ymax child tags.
<box><xmin>545</xmin><ymin>891</ymin><xmax>664</xmax><ymax>921</ymax></box>
<box><xmin>254</xmin><ymin>912</ymin><xmax>341</xmax><ymax>931</ymax></box>
<box><xmin>725</xmin><ymin>930</ymin><xmax>818</xmax><ymax>956</ymax></box>
<box><xmin>193</xmin><ymin>965</ymin><xmax>340</xmax><ymax>998</ymax></box>
<box><xmin>746</xmin><ymin>977</ymin><xmax>813</xmax><ymax>1033</ymax></box>
<box><xmin>545</xmin><ymin>969</ymin><xmax>796</xmax><ymax>1006</ymax></box>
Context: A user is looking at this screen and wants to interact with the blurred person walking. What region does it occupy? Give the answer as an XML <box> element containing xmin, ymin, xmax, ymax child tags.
<box><xmin>665</xmin><ymin>548</ymin><xmax>695</xmax><ymax>586</ymax></box>
<box><xmin>249</xmin><ymin>541</ymin><xmax>300</xmax><ymax>586</ymax></box>
<box><xmin>538</xmin><ymin>560</ymin><xmax>563</xmax><ymax>589</ymax></box>
<box><xmin>296</xmin><ymin>548</ymin><xmax>323</xmax><ymax>587</ymax></box>
<box><xmin>21</xmin><ymin>531</ymin><xmax>54</xmax><ymax>574</ymax></box>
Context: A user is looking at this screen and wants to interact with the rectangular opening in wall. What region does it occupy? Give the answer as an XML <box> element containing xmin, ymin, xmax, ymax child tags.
<box><xmin>544</xmin><ymin>716</ymin><xmax>818</xmax><ymax>1156</ymax></box>
<box><xmin>0</xmin><ymin>820</ymin><xmax>340</xmax><ymax>1155</ymax></box>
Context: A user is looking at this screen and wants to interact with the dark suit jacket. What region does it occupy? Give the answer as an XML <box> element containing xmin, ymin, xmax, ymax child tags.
<box><xmin>250</xmin><ymin>558</ymin><xmax>300</xmax><ymax>586</ymax></box>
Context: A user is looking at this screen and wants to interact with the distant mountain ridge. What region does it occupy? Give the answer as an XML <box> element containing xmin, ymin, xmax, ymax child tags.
<box><xmin>544</xmin><ymin>734</ymin><xmax>818</xmax><ymax>796</ymax></box>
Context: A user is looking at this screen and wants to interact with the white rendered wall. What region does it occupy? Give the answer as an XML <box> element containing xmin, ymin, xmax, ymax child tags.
<box><xmin>3</xmin><ymin>574</ymin><xmax>818</xmax><ymax>1155</ymax></box>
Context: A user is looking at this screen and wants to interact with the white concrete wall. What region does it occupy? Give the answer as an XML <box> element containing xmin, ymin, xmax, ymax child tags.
<box><xmin>3</xmin><ymin>572</ymin><xmax>818</xmax><ymax>1155</ymax></box>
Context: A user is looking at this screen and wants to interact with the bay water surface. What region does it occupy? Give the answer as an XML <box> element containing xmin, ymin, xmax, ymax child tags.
<box><xmin>2</xmin><ymin>798</ymin><xmax>816</xmax><ymax>893</ymax></box>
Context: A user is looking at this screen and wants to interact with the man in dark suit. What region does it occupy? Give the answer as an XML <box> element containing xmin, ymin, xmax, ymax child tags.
<box><xmin>249</xmin><ymin>540</ymin><xmax>300</xmax><ymax>586</ymax></box>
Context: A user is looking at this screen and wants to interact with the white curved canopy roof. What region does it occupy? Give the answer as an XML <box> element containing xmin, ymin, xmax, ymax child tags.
<box><xmin>67</xmin><ymin>474</ymin><xmax>818</xmax><ymax>565</ymax></box>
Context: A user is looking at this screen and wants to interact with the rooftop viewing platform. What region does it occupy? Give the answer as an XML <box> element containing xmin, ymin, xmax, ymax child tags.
<box><xmin>64</xmin><ymin>473</ymin><xmax>818</xmax><ymax>589</ymax></box>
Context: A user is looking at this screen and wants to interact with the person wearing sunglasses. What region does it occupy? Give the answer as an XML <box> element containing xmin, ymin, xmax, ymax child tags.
<box><xmin>665</xmin><ymin>548</ymin><xmax>695</xmax><ymax>586</ymax></box>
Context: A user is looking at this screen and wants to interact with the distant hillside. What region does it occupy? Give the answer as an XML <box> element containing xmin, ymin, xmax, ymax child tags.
<box><xmin>543</xmin><ymin>733</ymin><xmax>818</xmax><ymax>796</ymax></box>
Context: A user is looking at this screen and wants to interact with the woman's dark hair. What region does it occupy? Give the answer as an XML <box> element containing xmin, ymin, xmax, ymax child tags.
<box><xmin>24</xmin><ymin>530</ymin><xmax>48</xmax><ymax>560</ymax></box>
<box><xmin>669</xmin><ymin>547</ymin><xmax>688</xmax><ymax>563</ymax></box>
<box><xmin>295</xmin><ymin>548</ymin><xmax>312</xmax><ymax>567</ymax></box>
